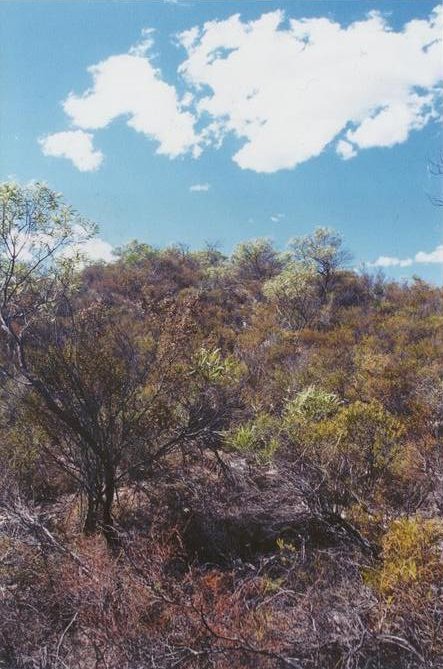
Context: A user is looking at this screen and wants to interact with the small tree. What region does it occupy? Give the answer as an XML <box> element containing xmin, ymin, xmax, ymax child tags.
<box><xmin>0</xmin><ymin>183</ymin><xmax>239</xmax><ymax>543</ymax></box>
<box><xmin>112</xmin><ymin>239</ymin><xmax>157</xmax><ymax>265</ymax></box>
<box><xmin>19</xmin><ymin>296</ymin><xmax>231</xmax><ymax>542</ymax></box>
<box><xmin>0</xmin><ymin>181</ymin><xmax>93</xmax><ymax>410</ymax></box>
<box><xmin>289</xmin><ymin>227</ymin><xmax>351</xmax><ymax>302</ymax></box>
<box><xmin>263</xmin><ymin>263</ymin><xmax>320</xmax><ymax>330</ymax></box>
<box><xmin>231</xmin><ymin>238</ymin><xmax>285</xmax><ymax>281</ymax></box>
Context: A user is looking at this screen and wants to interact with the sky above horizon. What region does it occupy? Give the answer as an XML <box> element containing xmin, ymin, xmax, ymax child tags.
<box><xmin>1</xmin><ymin>0</ymin><xmax>442</xmax><ymax>282</ymax></box>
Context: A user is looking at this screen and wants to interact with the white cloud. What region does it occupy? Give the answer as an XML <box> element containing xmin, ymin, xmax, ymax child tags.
<box><xmin>79</xmin><ymin>237</ymin><xmax>115</xmax><ymax>263</ymax></box>
<box><xmin>128</xmin><ymin>28</ymin><xmax>155</xmax><ymax>58</ymax></box>
<box><xmin>270</xmin><ymin>213</ymin><xmax>285</xmax><ymax>222</ymax></box>
<box><xmin>39</xmin><ymin>130</ymin><xmax>103</xmax><ymax>171</ymax></box>
<box><xmin>345</xmin><ymin>93</ymin><xmax>435</xmax><ymax>151</ymax></box>
<box><xmin>178</xmin><ymin>6</ymin><xmax>443</xmax><ymax>172</ymax></box>
<box><xmin>371</xmin><ymin>244</ymin><xmax>443</xmax><ymax>268</ymax></box>
<box><xmin>370</xmin><ymin>255</ymin><xmax>413</xmax><ymax>268</ymax></box>
<box><xmin>10</xmin><ymin>225</ymin><xmax>113</xmax><ymax>265</ymax></box>
<box><xmin>336</xmin><ymin>140</ymin><xmax>357</xmax><ymax>160</ymax></box>
<box><xmin>60</xmin><ymin>236</ymin><xmax>115</xmax><ymax>265</ymax></box>
<box><xmin>41</xmin><ymin>7</ymin><xmax>442</xmax><ymax>174</ymax></box>
<box><xmin>415</xmin><ymin>244</ymin><xmax>443</xmax><ymax>264</ymax></box>
<box><xmin>190</xmin><ymin>182</ymin><xmax>210</xmax><ymax>192</ymax></box>
<box><xmin>62</xmin><ymin>40</ymin><xmax>199</xmax><ymax>160</ymax></box>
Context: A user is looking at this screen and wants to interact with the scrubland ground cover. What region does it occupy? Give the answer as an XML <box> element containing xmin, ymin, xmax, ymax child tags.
<box><xmin>0</xmin><ymin>183</ymin><xmax>442</xmax><ymax>668</ymax></box>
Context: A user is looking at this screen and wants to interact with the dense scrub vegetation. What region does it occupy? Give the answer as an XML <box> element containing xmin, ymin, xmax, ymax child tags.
<box><xmin>1</xmin><ymin>183</ymin><xmax>442</xmax><ymax>668</ymax></box>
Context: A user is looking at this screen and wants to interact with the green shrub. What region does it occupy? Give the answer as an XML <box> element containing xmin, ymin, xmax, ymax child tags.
<box><xmin>191</xmin><ymin>347</ymin><xmax>244</xmax><ymax>385</ymax></box>
<box><xmin>284</xmin><ymin>386</ymin><xmax>342</xmax><ymax>423</ymax></box>
<box><xmin>365</xmin><ymin>516</ymin><xmax>443</xmax><ymax>597</ymax></box>
<box><xmin>226</xmin><ymin>413</ymin><xmax>280</xmax><ymax>464</ymax></box>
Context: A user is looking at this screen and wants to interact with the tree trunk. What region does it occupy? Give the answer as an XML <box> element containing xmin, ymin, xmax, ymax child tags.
<box><xmin>101</xmin><ymin>466</ymin><xmax>117</xmax><ymax>547</ymax></box>
<box><xmin>84</xmin><ymin>492</ymin><xmax>98</xmax><ymax>535</ymax></box>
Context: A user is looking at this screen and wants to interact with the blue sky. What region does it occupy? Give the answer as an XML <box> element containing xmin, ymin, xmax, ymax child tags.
<box><xmin>0</xmin><ymin>0</ymin><xmax>442</xmax><ymax>281</ymax></box>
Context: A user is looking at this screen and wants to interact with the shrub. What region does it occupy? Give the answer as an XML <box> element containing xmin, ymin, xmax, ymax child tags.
<box><xmin>192</xmin><ymin>347</ymin><xmax>244</xmax><ymax>385</ymax></box>
<box><xmin>284</xmin><ymin>386</ymin><xmax>342</xmax><ymax>423</ymax></box>
<box><xmin>226</xmin><ymin>414</ymin><xmax>280</xmax><ymax>463</ymax></box>
<box><xmin>367</xmin><ymin>516</ymin><xmax>443</xmax><ymax>597</ymax></box>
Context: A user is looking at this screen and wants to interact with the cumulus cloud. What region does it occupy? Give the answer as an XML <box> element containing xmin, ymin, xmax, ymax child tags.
<box><xmin>39</xmin><ymin>130</ymin><xmax>103</xmax><ymax>171</ymax></box>
<box><xmin>336</xmin><ymin>140</ymin><xmax>357</xmax><ymax>161</ymax></box>
<box><xmin>128</xmin><ymin>27</ymin><xmax>155</xmax><ymax>58</ymax></box>
<box><xmin>78</xmin><ymin>237</ymin><xmax>115</xmax><ymax>263</ymax></box>
<box><xmin>371</xmin><ymin>244</ymin><xmax>443</xmax><ymax>268</ymax></box>
<box><xmin>12</xmin><ymin>225</ymin><xmax>114</xmax><ymax>265</ymax></box>
<box><xmin>63</xmin><ymin>53</ymin><xmax>198</xmax><ymax>158</ymax></box>
<box><xmin>370</xmin><ymin>255</ymin><xmax>414</xmax><ymax>268</ymax></box>
<box><xmin>39</xmin><ymin>28</ymin><xmax>200</xmax><ymax>169</ymax></box>
<box><xmin>41</xmin><ymin>6</ymin><xmax>442</xmax><ymax>173</ymax></box>
<box><xmin>58</xmin><ymin>235</ymin><xmax>114</xmax><ymax>265</ymax></box>
<box><xmin>178</xmin><ymin>6</ymin><xmax>442</xmax><ymax>172</ymax></box>
<box><xmin>415</xmin><ymin>245</ymin><xmax>443</xmax><ymax>264</ymax></box>
<box><xmin>190</xmin><ymin>182</ymin><xmax>211</xmax><ymax>192</ymax></box>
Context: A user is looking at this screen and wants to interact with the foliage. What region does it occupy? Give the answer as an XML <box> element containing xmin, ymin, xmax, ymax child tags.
<box><xmin>226</xmin><ymin>413</ymin><xmax>280</xmax><ymax>463</ymax></box>
<box><xmin>113</xmin><ymin>239</ymin><xmax>157</xmax><ymax>264</ymax></box>
<box><xmin>192</xmin><ymin>347</ymin><xmax>244</xmax><ymax>385</ymax></box>
<box><xmin>367</xmin><ymin>516</ymin><xmax>443</xmax><ymax>596</ymax></box>
<box><xmin>284</xmin><ymin>386</ymin><xmax>342</xmax><ymax>422</ymax></box>
<box><xmin>1</xmin><ymin>182</ymin><xmax>443</xmax><ymax>668</ymax></box>
<box><xmin>289</xmin><ymin>227</ymin><xmax>351</xmax><ymax>301</ymax></box>
<box><xmin>231</xmin><ymin>237</ymin><xmax>285</xmax><ymax>281</ymax></box>
<box><xmin>263</xmin><ymin>263</ymin><xmax>320</xmax><ymax>329</ymax></box>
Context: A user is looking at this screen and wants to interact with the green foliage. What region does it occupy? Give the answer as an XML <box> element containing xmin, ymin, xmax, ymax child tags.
<box><xmin>231</xmin><ymin>237</ymin><xmax>285</xmax><ymax>281</ymax></box>
<box><xmin>283</xmin><ymin>396</ymin><xmax>406</xmax><ymax>506</ymax></box>
<box><xmin>113</xmin><ymin>239</ymin><xmax>157</xmax><ymax>264</ymax></box>
<box><xmin>289</xmin><ymin>227</ymin><xmax>350</xmax><ymax>274</ymax></box>
<box><xmin>331</xmin><ymin>400</ymin><xmax>404</xmax><ymax>469</ymax></box>
<box><xmin>284</xmin><ymin>386</ymin><xmax>342</xmax><ymax>423</ymax></box>
<box><xmin>0</xmin><ymin>416</ymin><xmax>41</xmax><ymax>478</ymax></box>
<box><xmin>2</xmin><ymin>183</ymin><xmax>443</xmax><ymax>667</ymax></box>
<box><xmin>191</xmin><ymin>244</ymin><xmax>227</xmax><ymax>269</ymax></box>
<box><xmin>191</xmin><ymin>347</ymin><xmax>245</xmax><ymax>385</ymax></box>
<box><xmin>226</xmin><ymin>413</ymin><xmax>280</xmax><ymax>463</ymax></box>
<box><xmin>0</xmin><ymin>181</ymin><xmax>96</xmax><ymax>332</ymax></box>
<box><xmin>288</xmin><ymin>227</ymin><xmax>351</xmax><ymax>304</ymax></box>
<box><xmin>366</xmin><ymin>516</ymin><xmax>443</xmax><ymax>597</ymax></box>
<box><xmin>0</xmin><ymin>181</ymin><xmax>94</xmax><ymax>263</ymax></box>
<box><xmin>263</xmin><ymin>263</ymin><xmax>320</xmax><ymax>329</ymax></box>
